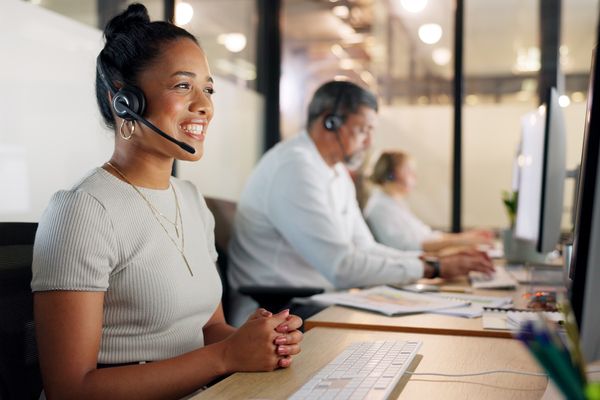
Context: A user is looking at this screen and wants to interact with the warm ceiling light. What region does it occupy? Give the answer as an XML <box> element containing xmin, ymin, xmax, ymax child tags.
<box><xmin>360</xmin><ymin>70</ymin><xmax>376</xmax><ymax>86</ymax></box>
<box><xmin>175</xmin><ymin>2</ymin><xmax>194</xmax><ymax>26</ymax></box>
<box><xmin>571</xmin><ymin>91</ymin><xmax>585</xmax><ymax>103</ymax></box>
<box><xmin>332</xmin><ymin>5</ymin><xmax>350</xmax><ymax>19</ymax></box>
<box><xmin>339</xmin><ymin>59</ymin><xmax>354</xmax><ymax>70</ymax></box>
<box><xmin>331</xmin><ymin>44</ymin><xmax>347</xmax><ymax>58</ymax></box>
<box><xmin>400</xmin><ymin>0</ymin><xmax>428</xmax><ymax>13</ymax></box>
<box><xmin>418</xmin><ymin>24</ymin><xmax>442</xmax><ymax>45</ymax></box>
<box><xmin>432</xmin><ymin>47</ymin><xmax>451</xmax><ymax>65</ymax></box>
<box><xmin>217</xmin><ymin>33</ymin><xmax>247</xmax><ymax>53</ymax></box>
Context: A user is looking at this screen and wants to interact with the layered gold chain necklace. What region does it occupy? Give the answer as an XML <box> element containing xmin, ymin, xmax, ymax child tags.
<box><xmin>105</xmin><ymin>162</ymin><xmax>193</xmax><ymax>276</ymax></box>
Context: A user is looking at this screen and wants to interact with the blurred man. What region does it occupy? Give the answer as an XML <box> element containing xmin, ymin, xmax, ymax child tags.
<box><xmin>228</xmin><ymin>80</ymin><xmax>494</xmax><ymax>325</ymax></box>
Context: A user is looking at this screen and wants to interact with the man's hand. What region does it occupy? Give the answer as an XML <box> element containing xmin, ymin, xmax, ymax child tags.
<box><xmin>438</xmin><ymin>248</ymin><xmax>495</xmax><ymax>280</ymax></box>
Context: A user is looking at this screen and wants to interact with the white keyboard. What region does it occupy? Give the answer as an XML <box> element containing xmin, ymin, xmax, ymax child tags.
<box><xmin>289</xmin><ymin>340</ymin><xmax>422</xmax><ymax>400</ymax></box>
<box><xmin>469</xmin><ymin>265</ymin><xmax>518</xmax><ymax>289</ymax></box>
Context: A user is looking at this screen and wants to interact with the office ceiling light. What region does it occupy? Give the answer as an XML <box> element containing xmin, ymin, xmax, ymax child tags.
<box><xmin>218</xmin><ymin>33</ymin><xmax>247</xmax><ymax>53</ymax></box>
<box><xmin>432</xmin><ymin>47</ymin><xmax>451</xmax><ymax>65</ymax></box>
<box><xmin>559</xmin><ymin>95</ymin><xmax>571</xmax><ymax>107</ymax></box>
<box><xmin>538</xmin><ymin>105</ymin><xmax>546</xmax><ymax>115</ymax></box>
<box><xmin>175</xmin><ymin>2</ymin><xmax>193</xmax><ymax>26</ymax></box>
<box><xmin>400</xmin><ymin>0</ymin><xmax>427</xmax><ymax>13</ymax></box>
<box><xmin>418</xmin><ymin>24</ymin><xmax>442</xmax><ymax>45</ymax></box>
<box><xmin>332</xmin><ymin>5</ymin><xmax>350</xmax><ymax>19</ymax></box>
<box><xmin>518</xmin><ymin>154</ymin><xmax>533</xmax><ymax>167</ymax></box>
<box><xmin>571</xmin><ymin>91</ymin><xmax>585</xmax><ymax>103</ymax></box>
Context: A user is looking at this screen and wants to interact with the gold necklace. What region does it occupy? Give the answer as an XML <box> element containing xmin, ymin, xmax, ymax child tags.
<box><xmin>105</xmin><ymin>162</ymin><xmax>193</xmax><ymax>276</ymax></box>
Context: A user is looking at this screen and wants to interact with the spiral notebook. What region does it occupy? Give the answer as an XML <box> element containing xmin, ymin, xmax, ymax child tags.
<box><xmin>310</xmin><ymin>286</ymin><xmax>469</xmax><ymax>316</ymax></box>
<box><xmin>481</xmin><ymin>307</ymin><xmax>564</xmax><ymax>330</ymax></box>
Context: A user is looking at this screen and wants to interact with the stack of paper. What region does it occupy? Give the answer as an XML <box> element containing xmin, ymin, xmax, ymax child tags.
<box><xmin>310</xmin><ymin>286</ymin><xmax>469</xmax><ymax>316</ymax></box>
<box><xmin>429</xmin><ymin>293</ymin><xmax>513</xmax><ymax>318</ymax></box>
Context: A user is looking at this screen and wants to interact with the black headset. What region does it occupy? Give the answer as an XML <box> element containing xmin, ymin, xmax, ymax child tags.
<box><xmin>96</xmin><ymin>55</ymin><xmax>195</xmax><ymax>154</ymax></box>
<box><xmin>383</xmin><ymin>153</ymin><xmax>397</xmax><ymax>181</ymax></box>
<box><xmin>96</xmin><ymin>56</ymin><xmax>146</xmax><ymax>121</ymax></box>
<box><xmin>323</xmin><ymin>85</ymin><xmax>346</xmax><ymax>132</ymax></box>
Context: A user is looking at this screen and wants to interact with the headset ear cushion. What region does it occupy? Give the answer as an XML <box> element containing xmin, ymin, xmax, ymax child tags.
<box><xmin>324</xmin><ymin>114</ymin><xmax>343</xmax><ymax>131</ymax></box>
<box><xmin>112</xmin><ymin>86</ymin><xmax>146</xmax><ymax>120</ymax></box>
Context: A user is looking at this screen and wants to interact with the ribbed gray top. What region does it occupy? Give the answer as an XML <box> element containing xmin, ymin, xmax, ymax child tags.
<box><xmin>31</xmin><ymin>168</ymin><xmax>222</xmax><ymax>364</ymax></box>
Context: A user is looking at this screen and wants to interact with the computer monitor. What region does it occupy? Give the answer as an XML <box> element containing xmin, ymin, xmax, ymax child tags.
<box><xmin>569</xmin><ymin>43</ymin><xmax>600</xmax><ymax>362</ymax></box>
<box><xmin>514</xmin><ymin>87</ymin><xmax>566</xmax><ymax>254</ymax></box>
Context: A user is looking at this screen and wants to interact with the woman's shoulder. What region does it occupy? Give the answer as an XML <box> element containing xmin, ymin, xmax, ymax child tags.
<box><xmin>45</xmin><ymin>167</ymin><xmax>137</xmax><ymax>219</ymax></box>
<box><xmin>47</xmin><ymin>168</ymin><xmax>107</xmax><ymax>208</ymax></box>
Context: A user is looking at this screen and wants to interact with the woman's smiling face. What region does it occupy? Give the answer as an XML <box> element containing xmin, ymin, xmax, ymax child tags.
<box><xmin>133</xmin><ymin>38</ymin><xmax>215</xmax><ymax>161</ymax></box>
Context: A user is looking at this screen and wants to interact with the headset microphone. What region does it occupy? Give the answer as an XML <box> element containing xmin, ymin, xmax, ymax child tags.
<box><xmin>96</xmin><ymin>56</ymin><xmax>196</xmax><ymax>155</ymax></box>
<box><xmin>114</xmin><ymin>100</ymin><xmax>196</xmax><ymax>154</ymax></box>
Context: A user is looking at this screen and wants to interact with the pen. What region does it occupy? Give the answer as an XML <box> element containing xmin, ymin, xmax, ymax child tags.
<box><xmin>558</xmin><ymin>300</ymin><xmax>588</xmax><ymax>384</ymax></box>
<box><xmin>516</xmin><ymin>320</ymin><xmax>578</xmax><ymax>400</ymax></box>
<box><xmin>533</xmin><ymin>320</ymin><xmax>585</xmax><ymax>399</ymax></box>
<box><xmin>439</xmin><ymin>286</ymin><xmax>473</xmax><ymax>293</ymax></box>
<box><xmin>516</xmin><ymin>321</ymin><xmax>569</xmax><ymax>396</ymax></box>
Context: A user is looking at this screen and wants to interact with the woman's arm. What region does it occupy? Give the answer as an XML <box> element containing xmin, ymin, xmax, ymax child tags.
<box><xmin>202</xmin><ymin>303</ymin><xmax>236</xmax><ymax>344</ymax></box>
<box><xmin>35</xmin><ymin>291</ymin><xmax>292</xmax><ymax>400</ymax></box>
<box><xmin>422</xmin><ymin>230</ymin><xmax>494</xmax><ymax>253</ymax></box>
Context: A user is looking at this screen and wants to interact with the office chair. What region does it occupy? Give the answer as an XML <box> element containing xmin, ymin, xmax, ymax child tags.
<box><xmin>0</xmin><ymin>222</ymin><xmax>42</xmax><ymax>400</ymax></box>
<box><xmin>204</xmin><ymin>197</ymin><xmax>324</xmax><ymax>320</ymax></box>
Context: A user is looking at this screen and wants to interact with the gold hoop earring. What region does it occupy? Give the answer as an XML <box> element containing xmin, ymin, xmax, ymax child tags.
<box><xmin>119</xmin><ymin>120</ymin><xmax>135</xmax><ymax>140</ymax></box>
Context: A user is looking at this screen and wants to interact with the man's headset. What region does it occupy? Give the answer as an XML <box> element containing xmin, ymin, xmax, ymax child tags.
<box><xmin>96</xmin><ymin>56</ymin><xmax>195</xmax><ymax>154</ymax></box>
<box><xmin>322</xmin><ymin>85</ymin><xmax>354</xmax><ymax>163</ymax></box>
<box><xmin>323</xmin><ymin>86</ymin><xmax>346</xmax><ymax>132</ymax></box>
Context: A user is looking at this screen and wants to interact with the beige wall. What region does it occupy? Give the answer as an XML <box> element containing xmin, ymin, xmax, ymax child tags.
<box><xmin>0</xmin><ymin>0</ymin><xmax>264</xmax><ymax>222</ymax></box>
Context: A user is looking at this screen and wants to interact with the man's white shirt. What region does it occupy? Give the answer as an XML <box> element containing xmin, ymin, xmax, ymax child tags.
<box><xmin>227</xmin><ymin>131</ymin><xmax>423</xmax><ymax>324</ymax></box>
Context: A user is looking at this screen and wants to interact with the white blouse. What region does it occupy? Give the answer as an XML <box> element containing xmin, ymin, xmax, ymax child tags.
<box><xmin>364</xmin><ymin>189</ymin><xmax>441</xmax><ymax>251</ymax></box>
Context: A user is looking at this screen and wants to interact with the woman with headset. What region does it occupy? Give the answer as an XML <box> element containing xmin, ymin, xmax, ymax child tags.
<box><xmin>364</xmin><ymin>151</ymin><xmax>494</xmax><ymax>253</ymax></box>
<box><xmin>31</xmin><ymin>4</ymin><xmax>302</xmax><ymax>399</ymax></box>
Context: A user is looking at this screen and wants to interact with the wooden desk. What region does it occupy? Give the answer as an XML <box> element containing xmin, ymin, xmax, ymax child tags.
<box><xmin>191</xmin><ymin>327</ymin><xmax>548</xmax><ymax>400</ymax></box>
<box><xmin>305</xmin><ymin>282</ymin><xmax>533</xmax><ymax>338</ymax></box>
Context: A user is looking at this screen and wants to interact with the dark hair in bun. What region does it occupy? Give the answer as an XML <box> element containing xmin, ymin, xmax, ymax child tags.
<box><xmin>96</xmin><ymin>3</ymin><xmax>199</xmax><ymax>128</ymax></box>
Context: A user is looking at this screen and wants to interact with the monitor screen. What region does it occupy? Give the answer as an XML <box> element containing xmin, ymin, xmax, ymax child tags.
<box><xmin>570</xmin><ymin>42</ymin><xmax>600</xmax><ymax>362</ymax></box>
<box><xmin>514</xmin><ymin>87</ymin><xmax>566</xmax><ymax>253</ymax></box>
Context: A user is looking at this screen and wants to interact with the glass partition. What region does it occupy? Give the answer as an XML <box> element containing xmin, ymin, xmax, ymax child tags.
<box><xmin>282</xmin><ymin>0</ymin><xmax>454</xmax><ymax>229</ymax></box>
